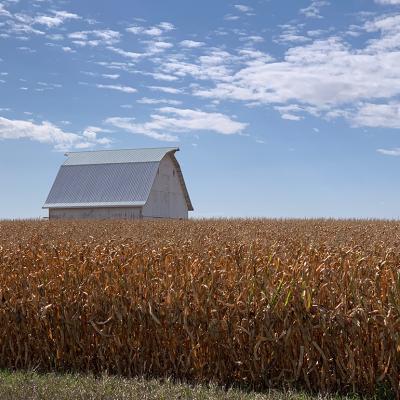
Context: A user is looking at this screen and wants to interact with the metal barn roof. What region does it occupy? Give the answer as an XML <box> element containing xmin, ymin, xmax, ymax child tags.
<box><xmin>64</xmin><ymin>147</ymin><xmax>179</xmax><ymax>165</ymax></box>
<box><xmin>43</xmin><ymin>147</ymin><xmax>194</xmax><ymax>211</ymax></box>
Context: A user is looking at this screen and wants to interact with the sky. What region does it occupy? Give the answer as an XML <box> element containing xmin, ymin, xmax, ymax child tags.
<box><xmin>1</xmin><ymin>0</ymin><xmax>400</xmax><ymax>219</ymax></box>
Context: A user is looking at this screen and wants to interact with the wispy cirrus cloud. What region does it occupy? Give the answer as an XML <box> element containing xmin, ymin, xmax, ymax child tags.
<box><xmin>161</xmin><ymin>50</ymin><xmax>235</xmax><ymax>82</ymax></box>
<box><xmin>61</xmin><ymin>46</ymin><xmax>75</xmax><ymax>53</ymax></box>
<box><xmin>144</xmin><ymin>40</ymin><xmax>173</xmax><ymax>54</ymax></box>
<box><xmin>137</xmin><ymin>97</ymin><xmax>182</xmax><ymax>105</ymax></box>
<box><xmin>180</xmin><ymin>40</ymin><xmax>205</xmax><ymax>48</ymax></box>
<box><xmin>0</xmin><ymin>4</ymin><xmax>11</xmax><ymax>17</ymax></box>
<box><xmin>300</xmin><ymin>0</ymin><xmax>330</xmax><ymax>18</ymax></box>
<box><xmin>275</xmin><ymin>24</ymin><xmax>311</xmax><ymax>44</ymax></box>
<box><xmin>107</xmin><ymin>46</ymin><xmax>143</xmax><ymax>60</ymax></box>
<box><xmin>1</xmin><ymin>8</ymin><xmax>80</xmax><ymax>39</ymax></box>
<box><xmin>126</xmin><ymin>21</ymin><xmax>174</xmax><ymax>36</ymax></box>
<box><xmin>96</xmin><ymin>84</ymin><xmax>137</xmax><ymax>93</ymax></box>
<box><xmin>155</xmin><ymin>107</ymin><xmax>247</xmax><ymax>134</ymax></box>
<box><xmin>105</xmin><ymin>107</ymin><xmax>247</xmax><ymax>142</ymax></box>
<box><xmin>377</xmin><ymin>147</ymin><xmax>400</xmax><ymax>155</ymax></box>
<box><xmin>164</xmin><ymin>13</ymin><xmax>400</xmax><ymax>129</ymax></box>
<box><xmin>105</xmin><ymin>117</ymin><xmax>179</xmax><ymax>141</ymax></box>
<box><xmin>102</xmin><ymin>73</ymin><xmax>119</xmax><ymax>80</ymax></box>
<box><xmin>2</xmin><ymin>0</ymin><xmax>400</xmax><ymax>144</ymax></box>
<box><xmin>375</xmin><ymin>0</ymin><xmax>400</xmax><ymax>4</ymax></box>
<box><xmin>224</xmin><ymin>14</ymin><xmax>240</xmax><ymax>21</ymax></box>
<box><xmin>234</xmin><ymin>4</ymin><xmax>253</xmax><ymax>13</ymax></box>
<box><xmin>33</xmin><ymin>10</ymin><xmax>80</xmax><ymax>28</ymax></box>
<box><xmin>69</xmin><ymin>29</ymin><xmax>120</xmax><ymax>46</ymax></box>
<box><xmin>148</xmin><ymin>85</ymin><xmax>183</xmax><ymax>94</ymax></box>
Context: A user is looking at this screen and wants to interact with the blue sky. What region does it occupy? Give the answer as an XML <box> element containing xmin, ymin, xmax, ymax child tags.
<box><xmin>1</xmin><ymin>0</ymin><xmax>400</xmax><ymax>219</ymax></box>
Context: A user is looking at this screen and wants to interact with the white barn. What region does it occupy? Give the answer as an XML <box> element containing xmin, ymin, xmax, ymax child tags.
<box><xmin>43</xmin><ymin>147</ymin><xmax>193</xmax><ymax>220</ymax></box>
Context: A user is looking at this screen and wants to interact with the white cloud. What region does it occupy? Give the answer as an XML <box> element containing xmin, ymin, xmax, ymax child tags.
<box><xmin>96</xmin><ymin>84</ymin><xmax>137</xmax><ymax>93</ymax></box>
<box><xmin>158</xmin><ymin>22</ymin><xmax>175</xmax><ymax>31</ymax></box>
<box><xmin>5</xmin><ymin>17</ymin><xmax>45</xmax><ymax>36</ymax></box>
<box><xmin>4</xmin><ymin>10</ymin><xmax>80</xmax><ymax>36</ymax></box>
<box><xmin>161</xmin><ymin>50</ymin><xmax>235</xmax><ymax>82</ymax></box>
<box><xmin>0</xmin><ymin>117</ymin><xmax>110</xmax><ymax>150</ymax></box>
<box><xmin>82</xmin><ymin>126</ymin><xmax>112</xmax><ymax>143</ymax></box>
<box><xmin>240</xmin><ymin>35</ymin><xmax>264</xmax><ymax>43</ymax></box>
<box><xmin>105</xmin><ymin>108</ymin><xmax>247</xmax><ymax>142</ymax></box>
<box><xmin>151</xmin><ymin>72</ymin><xmax>178</xmax><ymax>81</ymax></box>
<box><xmin>105</xmin><ymin>117</ymin><xmax>178</xmax><ymax>141</ymax></box>
<box><xmin>62</xmin><ymin>46</ymin><xmax>75</xmax><ymax>53</ymax></box>
<box><xmin>145</xmin><ymin>40</ymin><xmax>173</xmax><ymax>54</ymax></box>
<box><xmin>143</xmin><ymin>27</ymin><xmax>163</xmax><ymax>36</ymax></box>
<box><xmin>275</xmin><ymin>105</ymin><xmax>307</xmax><ymax>120</ymax></box>
<box><xmin>377</xmin><ymin>147</ymin><xmax>400</xmax><ymax>155</ymax></box>
<box><xmin>102</xmin><ymin>73</ymin><xmax>119</xmax><ymax>80</ymax></box>
<box><xmin>34</xmin><ymin>11</ymin><xmax>80</xmax><ymax>28</ymax></box>
<box><xmin>156</xmin><ymin>107</ymin><xmax>247</xmax><ymax>134</ymax></box>
<box><xmin>234</xmin><ymin>4</ymin><xmax>252</xmax><ymax>12</ymax></box>
<box><xmin>47</xmin><ymin>33</ymin><xmax>63</xmax><ymax>41</ymax></box>
<box><xmin>69</xmin><ymin>30</ymin><xmax>120</xmax><ymax>46</ymax></box>
<box><xmin>126</xmin><ymin>22</ymin><xmax>174</xmax><ymax>36</ymax></box>
<box><xmin>276</xmin><ymin>33</ymin><xmax>310</xmax><ymax>43</ymax></box>
<box><xmin>125</xmin><ymin>26</ymin><xmax>142</xmax><ymax>34</ymax></box>
<box><xmin>275</xmin><ymin>25</ymin><xmax>311</xmax><ymax>44</ymax></box>
<box><xmin>155</xmin><ymin>42</ymin><xmax>174</xmax><ymax>50</ymax></box>
<box><xmin>281</xmin><ymin>113</ymin><xmax>303</xmax><ymax>121</ymax></box>
<box><xmin>137</xmin><ymin>97</ymin><xmax>182</xmax><ymax>105</ymax></box>
<box><xmin>375</xmin><ymin>0</ymin><xmax>400</xmax><ymax>4</ymax></box>
<box><xmin>96</xmin><ymin>61</ymin><xmax>135</xmax><ymax>73</ymax></box>
<box><xmin>300</xmin><ymin>1</ymin><xmax>329</xmax><ymax>18</ymax></box>
<box><xmin>224</xmin><ymin>14</ymin><xmax>240</xmax><ymax>21</ymax></box>
<box><xmin>184</xmin><ymin>25</ymin><xmax>400</xmax><ymax>129</ymax></box>
<box><xmin>364</xmin><ymin>15</ymin><xmax>400</xmax><ymax>51</ymax></box>
<box><xmin>17</xmin><ymin>46</ymin><xmax>36</xmax><ymax>53</ymax></box>
<box><xmin>365</xmin><ymin>14</ymin><xmax>400</xmax><ymax>33</ymax></box>
<box><xmin>107</xmin><ymin>46</ymin><xmax>143</xmax><ymax>60</ymax></box>
<box><xmin>180</xmin><ymin>40</ymin><xmax>205</xmax><ymax>48</ymax></box>
<box><xmin>351</xmin><ymin>102</ymin><xmax>400</xmax><ymax>128</ymax></box>
<box><xmin>80</xmin><ymin>71</ymin><xmax>96</xmax><ymax>77</ymax></box>
<box><xmin>35</xmin><ymin>81</ymin><xmax>62</xmax><ymax>91</ymax></box>
<box><xmin>148</xmin><ymin>85</ymin><xmax>183</xmax><ymax>94</ymax></box>
<box><xmin>0</xmin><ymin>117</ymin><xmax>79</xmax><ymax>145</ymax></box>
<box><xmin>0</xmin><ymin>4</ymin><xmax>11</xmax><ymax>17</ymax></box>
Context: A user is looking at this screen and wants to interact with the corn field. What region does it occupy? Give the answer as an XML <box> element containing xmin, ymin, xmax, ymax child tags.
<box><xmin>0</xmin><ymin>219</ymin><xmax>399</xmax><ymax>396</ymax></box>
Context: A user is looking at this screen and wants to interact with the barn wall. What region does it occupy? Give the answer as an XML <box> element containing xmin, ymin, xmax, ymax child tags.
<box><xmin>142</xmin><ymin>155</ymin><xmax>189</xmax><ymax>219</ymax></box>
<box><xmin>49</xmin><ymin>207</ymin><xmax>142</xmax><ymax>220</ymax></box>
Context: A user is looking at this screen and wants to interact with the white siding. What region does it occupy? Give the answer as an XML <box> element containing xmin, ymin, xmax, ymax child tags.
<box><xmin>49</xmin><ymin>207</ymin><xmax>142</xmax><ymax>220</ymax></box>
<box><xmin>142</xmin><ymin>155</ymin><xmax>189</xmax><ymax>219</ymax></box>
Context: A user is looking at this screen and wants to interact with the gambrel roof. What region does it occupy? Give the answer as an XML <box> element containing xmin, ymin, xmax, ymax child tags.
<box><xmin>43</xmin><ymin>147</ymin><xmax>193</xmax><ymax>211</ymax></box>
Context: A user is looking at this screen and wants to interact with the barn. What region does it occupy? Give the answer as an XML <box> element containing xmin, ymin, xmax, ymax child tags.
<box><xmin>43</xmin><ymin>147</ymin><xmax>193</xmax><ymax>220</ymax></box>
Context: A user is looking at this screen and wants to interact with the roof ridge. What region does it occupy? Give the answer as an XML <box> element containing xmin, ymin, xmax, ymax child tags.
<box><xmin>65</xmin><ymin>147</ymin><xmax>179</xmax><ymax>155</ymax></box>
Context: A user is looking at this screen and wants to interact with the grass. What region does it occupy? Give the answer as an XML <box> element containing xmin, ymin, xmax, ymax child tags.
<box><xmin>0</xmin><ymin>370</ymin><xmax>361</xmax><ymax>400</ymax></box>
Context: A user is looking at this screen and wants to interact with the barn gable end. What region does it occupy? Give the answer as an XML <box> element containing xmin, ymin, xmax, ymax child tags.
<box><xmin>143</xmin><ymin>154</ymin><xmax>191</xmax><ymax>219</ymax></box>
